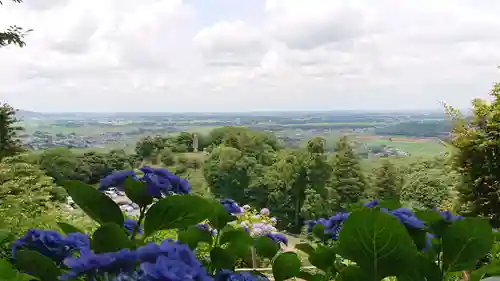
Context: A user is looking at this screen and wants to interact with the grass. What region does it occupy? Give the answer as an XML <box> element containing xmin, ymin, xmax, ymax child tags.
<box><xmin>354</xmin><ymin>136</ymin><xmax>447</xmax><ymax>156</ymax></box>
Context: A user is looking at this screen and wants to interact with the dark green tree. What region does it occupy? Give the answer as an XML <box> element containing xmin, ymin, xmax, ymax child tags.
<box><xmin>135</xmin><ymin>136</ymin><xmax>157</xmax><ymax>160</ymax></box>
<box><xmin>447</xmin><ymin>80</ymin><xmax>500</xmax><ymax>225</ymax></box>
<box><xmin>38</xmin><ymin>147</ymin><xmax>81</xmax><ymax>183</ymax></box>
<box><xmin>330</xmin><ymin>136</ymin><xmax>366</xmax><ymax>207</ymax></box>
<box><xmin>106</xmin><ymin>149</ymin><xmax>130</xmax><ymax>171</ymax></box>
<box><xmin>203</xmin><ymin>146</ymin><xmax>256</xmax><ymax>203</ymax></box>
<box><xmin>371</xmin><ymin>159</ymin><xmax>401</xmax><ymax>201</ymax></box>
<box><xmin>160</xmin><ymin>148</ymin><xmax>175</xmax><ymax>166</ymax></box>
<box><xmin>0</xmin><ymin>103</ymin><xmax>24</xmax><ymax>161</ymax></box>
<box><xmin>400</xmin><ymin>169</ymin><xmax>451</xmax><ymax>209</ymax></box>
<box><xmin>0</xmin><ymin>0</ymin><xmax>31</xmax><ymax>48</ymax></box>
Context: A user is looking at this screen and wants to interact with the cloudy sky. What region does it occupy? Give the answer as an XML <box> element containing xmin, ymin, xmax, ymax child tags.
<box><xmin>0</xmin><ymin>0</ymin><xmax>499</xmax><ymax>112</ymax></box>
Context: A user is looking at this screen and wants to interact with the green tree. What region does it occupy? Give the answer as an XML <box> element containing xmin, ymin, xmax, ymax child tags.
<box><xmin>78</xmin><ymin>152</ymin><xmax>112</xmax><ymax>184</ymax></box>
<box><xmin>400</xmin><ymin>169</ymin><xmax>451</xmax><ymax>209</ymax></box>
<box><xmin>203</xmin><ymin>146</ymin><xmax>256</xmax><ymax>203</ymax></box>
<box><xmin>447</xmin><ymin>81</ymin><xmax>500</xmax><ymax>225</ymax></box>
<box><xmin>160</xmin><ymin>148</ymin><xmax>175</xmax><ymax>166</ymax></box>
<box><xmin>135</xmin><ymin>136</ymin><xmax>157</xmax><ymax>160</ymax></box>
<box><xmin>0</xmin><ymin>0</ymin><xmax>31</xmax><ymax>48</ymax></box>
<box><xmin>330</xmin><ymin>136</ymin><xmax>366</xmax><ymax>207</ymax></box>
<box><xmin>106</xmin><ymin>149</ymin><xmax>130</xmax><ymax>171</ymax></box>
<box><xmin>38</xmin><ymin>147</ymin><xmax>81</xmax><ymax>183</ymax></box>
<box><xmin>371</xmin><ymin>159</ymin><xmax>401</xmax><ymax>201</ymax></box>
<box><xmin>0</xmin><ymin>103</ymin><xmax>24</xmax><ymax>161</ymax></box>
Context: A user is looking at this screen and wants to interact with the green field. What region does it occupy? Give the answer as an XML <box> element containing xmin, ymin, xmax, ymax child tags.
<box><xmin>355</xmin><ymin>137</ymin><xmax>447</xmax><ymax>156</ymax></box>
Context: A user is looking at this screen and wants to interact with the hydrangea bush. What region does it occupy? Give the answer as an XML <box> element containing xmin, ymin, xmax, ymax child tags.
<box><xmin>1</xmin><ymin>167</ymin><xmax>500</xmax><ymax>281</ymax></box>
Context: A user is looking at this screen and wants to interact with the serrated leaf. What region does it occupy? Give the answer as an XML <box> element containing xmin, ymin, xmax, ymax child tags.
<box><xmin>15</xmin><ymin>250</ymin><xmax>60</xmax><ymax>281</ymax></box>
<box><xmin>442</xmin><ymin>218</ymin><xmax>493</xmax><ymax>272</ymax></box>
<box><xmin>61</xmin><ymin>180</ymin><xmax>124</xmax><ymax>226</ymax></box>
<box><xmin>272</xmin><ymin>252</ymin><xmax>301</xmax><ymax>281</ymax></box>
<box><xmin>254</xmin><ymin>236</ymin><xmax>279</xmax><ymax>259</ymax></box>
<box><xmin>143</xmin><ymin>195</ymin><xmax>211</xmax><ymax>236</ymax></box>
<box><xmin>57</xmin><ymin>222</ymin><xmax>84</xmax><ymax>234</ymax></box>
<box><xmin>309</xmin><ymin>246</ymin><xmax>337</xmax><ymax>273</ymax></box>
<box><xmin>91</xmin><ymin>223</ymin><xmax>133</xmax><ymax>253</ymax></box>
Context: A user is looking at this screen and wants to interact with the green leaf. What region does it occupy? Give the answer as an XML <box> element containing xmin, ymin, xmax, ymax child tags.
<box><xmin>407</xmin><ymin>228</ymin><xmax>428</xmax><ymax>251</ymax></box>
<box><xmin>210</xmin><ymin>247</ymin><xmax>236</xmax><ymax>270</ymax></box>
<box><xmin>442</xmin><ymin>218</ymin><xmax>494</xmax><ymax>272</ymax></box>
<box><xmin>0</xmin><ymin>230</ymin><xmax>12</xmax><ymax>245</ymax></box>
<box><xmin>337</xmin><ymin>208</ymin><xmax>419</xmax><ymax>280</ymax></box>
<box><xmin>207</xmin><ymin>199</ymin><xmax>232</xmax><ymax>230</ymax></box>
<box><xmin>57</xmin><ymin>222</ymin><xmax>84</xmax><ymax>234</ymax></box>
<box><xmin>143</xmin><ymin>195</ymin><xmax>211</xmax><ymax>236</ymax></box>
<box><xmin>272</xmin><ymin>252</ymin><xmax>301</xmax><ymax>281</ymax></box>
<box><xmin>309</xmin><ymin>246</ymin><xmax>337</xmax><ymax>273</ymax></box>
<box><xmin>378</xmin><ymin>199</ymin><xmax>401</xmax><ymax>210</ymax></box>
<box><xmin>91</xmin><ymin>223</ymin><xmax>133</xmax><ymax>253</ymax></box>
<box><xmin>312</xmin><ymin>224</ymin><xmax>326</xmax><ymax>240</ymax></box>
<box><xmin>396</xmin><ymin>253</ymin><xmax>442</xmax><ymax>281</ymax></box>
<box><xmin>124</xmin><ymin>177</ymin><xmax>153</xmax><ymax>207</ymax></box>
<box><xmin>219</xmin><ymin>228</ymin><xmax>251</xmax><ymax>245</ymax></box>
<box><xmin>295</xmin><ymin>243</ymin><xmax>315</xmax><ymax>255</ymax></box>
<box><xmin>61</xmin><ymin>180</ymin><xmax>124</xmax><ymax>226</ymax></box>
<box><xmin>15</xmin><ymin>250</ymin><xmax>60</xmax><ymax>281</ymax></box>
<box><xmin>414</xmin><ymin>209</ymin><xmax>444</xmax><ymax>224</ymax></box>
<box><xmin>254</xmin><ymin>236</ymin><xmax>280</xmax><ymax>259</ymax></box>
<box><xmin>339</xmin><ymin>265</ymin><xmax>370</xmax><ymax>281</ymax></box>
<box><xmin>470</xmin><ymin>261</ymin><xmax>500</xmax><ymax>281</ymax></box>
<box><xmin>0</xmin><ymin>259</ymin><xmax>18</xmax><ymax>280</ymax></box>
<box><xmin>297</xmin><ymin>271</ymin><xmax>327</xmax><ymax>281</ymax></box>
<box><xmin>178</xmin><ymin>226</ymin><xmax>213</xmax><ymax>250</ymax></box>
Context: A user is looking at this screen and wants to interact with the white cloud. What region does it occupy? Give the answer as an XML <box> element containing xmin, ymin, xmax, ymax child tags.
<box><xmin>0</xmin><ymin>0</ymin><xmax>499</xmax><ymax>112</ymax></box>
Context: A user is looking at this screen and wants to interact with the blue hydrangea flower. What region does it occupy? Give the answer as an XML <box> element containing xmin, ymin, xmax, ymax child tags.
<box><xmin>215</xmin><ymin>270</ymin><xmax>269</xmax><ymax>281</ymax></box>
<box><xmin>219</xmin><ymin>199</ymin><xmax>243</xmax><ymax>215</ymax></box>
<box><xmin>364</xmin><ymin>200</ymin><xmax>380</xmax><ymax>208</ymax></box>
<box><xmin>195</xmin><ymin>224</ymin><xmax>217</xmax><ymax>236</ymax></box>
<box><xmin>386</xmin><ymin>208</ymin><xmax>425</xmax><ymax>229</ymax></box>
<box><xmin>140</xmin><ymin>254</ymin><xmax>212</xmax><ymax>281</ymax></box>
<box><xmin>12</xmin><ymin>229</ymin><xmax>90</xmax><ymax>263</ymax></box>
<box><xmin>123</xmin><ymin>219</ymin><xmax>143</xmax><ymax>236</ymax></box>
<box><xmin>438</xmin><ymin>210</ymin><xmax>464</xmax><ymax>222</ymax></box>
<box><xmin>423</xmin><ymin>233</ymin><xmax>434</xmax><ymax>253</ymax></box>
<box><xmin>265</xmin><ymin>233</ymin><xmax>288</xmax><ymax>246</ymax></box>
<box><xmin>99</xmin><ymin>170</ymin><xmax>138</xmax><ymax>191</ymax></box>
<box><xmin>99</xmin><ymin>167</ymin><xmax>190</xmax><ymax>198</ymax></box>
<box><xmin>306</xmin><ymin>212</ymin><xmax>349</xmax><ymax>241</ymax></box>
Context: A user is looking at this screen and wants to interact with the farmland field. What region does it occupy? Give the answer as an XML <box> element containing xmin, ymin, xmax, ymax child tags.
<box><xmin>353</xmin><ymin>135</ymin><xmax>448</xmax><ymax>156</ymax></box>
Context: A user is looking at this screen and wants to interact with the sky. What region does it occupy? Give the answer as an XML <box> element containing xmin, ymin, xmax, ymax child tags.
<box><xmin>0</xmin><ymin>0</ymin><xmax>499</xmax><ymax>113</ymax></box>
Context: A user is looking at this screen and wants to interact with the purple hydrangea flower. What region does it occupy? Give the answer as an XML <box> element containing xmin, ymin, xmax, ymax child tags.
<box><xmin>364</xmin><ymin>200</ymin><xmax>380</xmax><ymax>208</ymax></box>
<box><xmin>61</xmin><ymin>239</ymin><xmax>207</xmax><ymax>280</ymax></box>
<box><xmin>215</xmin><ymin>269</ymin><xmax>269</xmax><ymax>281</ymax></box>
<box><xmin>387</xmin><ymin>208</ymin><xmax>425</xmax><ymax>229</ymax></box>
<box><xmin>265</xmin><ymin>233</ymin><xmax>288</xmax><ymax>246</ymax></box>
<box><xmin>438</xmin><ymin>210</ymin><xmax>464</xmax><ymax>222</ymax></box>
<box><xmin>219</xmin><ymin>199</ymin><xmax>243</xmax><ymax>215</ymax></box>
<box><xmin>306</xmin><ymin>212</ymin><xmax>350</xmax><ymax>241</ymax></box>
<box><xmin>123</xmin><ymin>219</ymin><xmax>143</xmax><ymax>236</ymax></box>
<box><xmin>260</xmin><ymin>208</ymin><xmax>270</xmax><ymax>216</ymax></box>
<box><xmin>99</xmin><ymin>167</ymin><xmax>190</xmax><ymax>198</ymax></box>
<box><xmin>11</xmin><ymin>229</ymin><xmax>89</xmax><ymax>263</ymax></box>
<box><xmin>423</xmin><ymin>233</ymin><xmax>434</xmax><ymax>253</ymax></box>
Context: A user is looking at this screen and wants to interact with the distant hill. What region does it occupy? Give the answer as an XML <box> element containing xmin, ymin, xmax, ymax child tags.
<box><xmin>16</xmin><ymin>110</ymin><xmax>45</xmax><ymax>119</ymax></box>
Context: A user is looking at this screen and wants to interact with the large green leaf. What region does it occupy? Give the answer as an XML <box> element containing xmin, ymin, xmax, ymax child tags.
<box><xmin>57</xmin><ymin>222</ymin><xmax>84</xmax><ymax>234</ymax></box>
<box><xmin>337</xmin><ymin>208</ymin><xmax>419</xmax><ymax>280</ymax></box>
<box><xmin>123</xmin><ymin>177</ymin><xmax>152</xmax><ymax>207</ymax></box>
<box><xmin>178</xmin><ymin>226</ymin><xmax>213</xmax><ymax>250</ymax></box>
<box><xmin>207</xmin><ymin>199</ymin><xmax>232</xmax><ymax>230</ymax></box>
<box><xmin>61</xmin><ymin>180</ymin><xmax>124</xmax><ymax>226</ymax></box>
<box><xmin>442</xmin><ymin>218</ymin><xmax>493</xmax><ymax>272</ymax></box>
<box><xmin>15</xmin><ymin>250</ymin><xmax>61</xmax><ymax>281</ymax></box>
<box><xmin>469</xmin><ymin>261</ymin><xmax>500</xmax><ymax>281</ymax></box>
<box><xmin>396</xmin><ymin>253</ymin><xmax>442</xmax><ymax>281</ymax></box>
<box><xmin>0</xmin><ymin>259</ymin><xmax>18</xmax><ymax>280</ymax></box>
<box><xmin>210</xmin><ymin>247</ymin><xmax>236</xmax><ymax>270</ymax></box>
<box><xmin>219</xmin><ymin>228</ymin><xmax>250</xmax><ymax>245</ymax></box>
<box><xmin>91</xmin><ymin>223</ymin><xmax>133</xmax><ymax>253</ymax></box>
<box><xmin>143</xmin><ymin>195</ymin><xmax>211</xmax><ymax>236</ymax></box>
<box><xmin>295</xmin><ymin>242</ymin><xmax>315</xmax><ymax>255</ymax></box>
<box><xmin>309</xmin><ymin>246</ymin><xmax>337</xmax><ymax>273</ymax></box>
<box><xmin>254</xmin><ymin>236</ymin><xmax>280</xmax><ymax>259</ymax></box>
<box><xmin>339</xmin><ymin>265</ymin><xmax>370</xmax><ymax>281</ymax></box>
<box><xmin>272</xmin><ymin>252</ymin><xmax>301</xmax><ymax>281</ymax></box>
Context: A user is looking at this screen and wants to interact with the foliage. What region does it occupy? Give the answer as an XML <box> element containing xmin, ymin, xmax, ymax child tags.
<box><xmin>159</xmin><ymin>148</ymin><xmax>175</xmax><ymax>166</ymax></box>
<box><xmin>0</xmin><ymin>103</ymin><xmax>25</xmax><ymax>161</ymax></box>
<box><xmin>401</xmin><ymin>168</ymin><xmax>451</xmax><ymax>209</ymax></box>
<box><xmin>447</xmin><ymin>81</ymin><xmax>500</xmax><ymax>226</ymax></box>
<box><xmin>370</xmin><ymin>159</ymin><xmax>401</xmax><ymax>201</ymax></box>
<box><xmin>0</xmin><ymin>1</ymin><xmax>31</xmax><ymax>48</ymax></box>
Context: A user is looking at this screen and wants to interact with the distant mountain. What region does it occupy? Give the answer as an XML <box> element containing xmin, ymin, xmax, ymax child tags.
<box><xmin>16</xmin><ymin>110</ymin><xmax>45</xmax><ymax>119</ymax></box>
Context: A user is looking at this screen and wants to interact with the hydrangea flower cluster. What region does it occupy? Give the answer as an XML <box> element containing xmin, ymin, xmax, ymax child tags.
<box><xmin>61</xmin><ymin>239</ymin><xmax>212</xmax><ymax>281</ymax></box>
<box><xmin>219</xmin><ymin>199</ymin><xmax>244</xmax><ymax>215</ymax></box>
<box><xmin>306</xmin><ymin>212</ymin><xmax>350</xmax><ymax>241</ymax></box>
<box><xmin>232</xmin><ymin>205</ymin><xmax>287</xmax><ymax>245</ymax></box>
<box><xmin>215</xmin><ymin>269</ymin><xmax>269</xmax><ymax>281</ymax></box>
<box><xmin>99</xmin><ymin>166</ymin><xmax>190</xmax><ymax>197</ymax></box>
<box><xmin>11</xmin><ymin>229</ymin><xmax>90</xmax><ymax>263</ymax></box>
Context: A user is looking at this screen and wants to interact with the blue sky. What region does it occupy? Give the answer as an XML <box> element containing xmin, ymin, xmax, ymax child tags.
<box><xmin>0</xmin><ymin>0</ymin><xmax>499</xmax><ymax>112</ymax></box>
